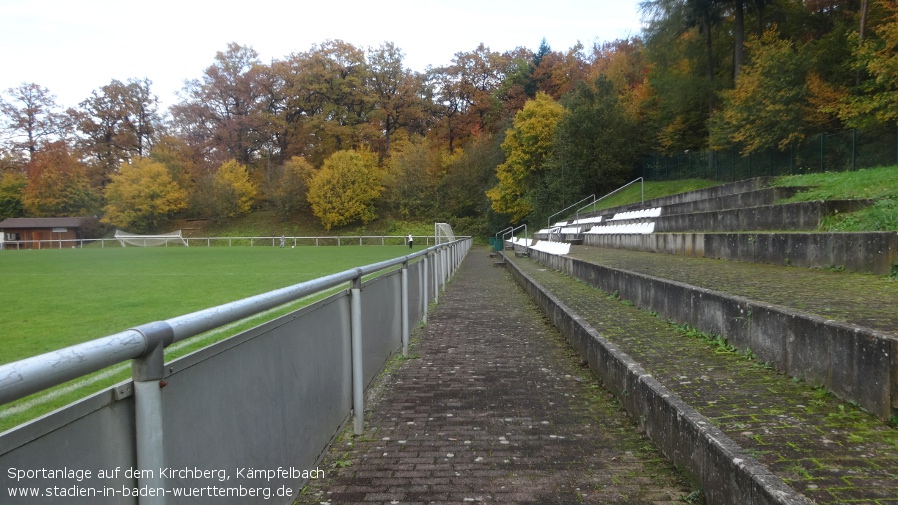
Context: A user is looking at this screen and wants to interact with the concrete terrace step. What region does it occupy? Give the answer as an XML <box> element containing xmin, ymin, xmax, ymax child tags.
<box><xmin>596</xmin><ymin>199</ymin><xmax>871</xmax><ymax>233</ymax></box>
<box><xmin>596</xmin><ymin>177</ymin><xmax>775</xmax><ymax>217</ymax></box>
<box><xmin>583</xmin><ymin>185</ymin><xmax>809</xmax><ymax>223</ymax></box>
<box><xmin>506</xmin><ymin>252</ymin><xmax>898</xmax><ymax>505</ymax></box>
<box><xmin>582</xmin><ymin>231</ymin><xmax>898</xmax><ymax>275</ymax></box>
<box><xmin>611</xmin><ymin>186</ymin><xmax>806</xmax><ymax>219</ymax></box>
<box><xmin>527</xmin><ymin>245</ymin><xmax>898</xmax><ymax>417</ymax></box>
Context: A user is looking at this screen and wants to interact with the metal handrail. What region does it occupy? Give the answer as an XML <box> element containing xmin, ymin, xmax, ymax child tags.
<box><xmin>502</xmin><ymin>224</ymin><xmax>527</xmax><ymax>242</ymax></box>
<box><xmin>0</xmin><ymin>238</ymin><xmax>470</xmax><ymax>405</ymax></box>
<box><xmin>0</xmin><ymin>235</ymin><xmax>449</xmax><ymax>250</ymax></box>
<box><xmin>494</xmin><ymin>226</ymin><xmax>513</xmax><ymax>239</ymax></box>
<box><xmin>547</xmin><ymin>194</ymin><xmax>596</xmax><ymax>228</ymax></box>
<box><xmin>577</xmin><ymin>177</ymin><xmax>645</xmax><ymax>217</ymax></box>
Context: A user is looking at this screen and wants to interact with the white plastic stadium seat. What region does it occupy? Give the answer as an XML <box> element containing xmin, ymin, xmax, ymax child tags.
<box><xmin>530</xmin><ymin>240</ymin><xmax>571</xmax><ymax>255</ymax></box>
<box><xmin>608</xmin><ymin>207</ymin><xmax>662</xmax><ymax>221</ymax></box>
<box><xmin>572</xmin><ymin>216</ymin><xmax>602</xmax><ymax>225</ymax></box>
<box><xmin>586</xmin><ymin>222</ymin><xmax>655</xmax><ymax>234</ymax></box>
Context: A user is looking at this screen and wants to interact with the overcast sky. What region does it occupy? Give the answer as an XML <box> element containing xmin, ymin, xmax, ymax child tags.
<box><xmin>0</xmin><ymin>0</ymin><xmax>645</xmax><ymax>111</ymax></box>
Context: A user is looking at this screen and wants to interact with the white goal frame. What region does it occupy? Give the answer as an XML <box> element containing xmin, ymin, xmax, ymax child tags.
<box><xmin>434</xmin><ymin>222</ymin><xmax>455</xmax><ymax>245</ymax></box>
<box><xmin>115</xmin><ymin>229</ymin><xmax>189</xmax><ymax>247</ymax></box>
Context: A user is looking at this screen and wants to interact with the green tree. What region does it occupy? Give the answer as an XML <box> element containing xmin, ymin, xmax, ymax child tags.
<box><xmin>267</xmin><ymin>156</ymin><xmax>315</xmax><ymax>217</ymax></box>
<box><xmin>102</xmin><ymin>158</ymin><xmax>187</xmax><ymax>232</ymax></box>
<box><xmin>441</xmin><ymin>132</ymin><xmax>504</xmax><ymax>221</ymax></box>
<box><xmin>22</xmin><ymin>141</ymin><xmax>99</xmax><ymax>217</ymax></box>
<box><xmin>486</xmin><ymin>93</ymin><xmax>565</xmax><ymax>222</ymax></box>
<box><xmin>0</xmin><ymin>172</ymin><xmax>26</xmax><ymax>219</ymax></box>
<box><xmin>712</xmin><ymin>31</ymin><xmax>810</xmax><ymax>154</ymax></box>
<box><xmin>548</xmin><ymin>76</ymin><xmax>639</xmax><ymax>210</ymax></box>
<box><xmin>842</xmin><ymin>2</ymin><xmax>898</xmax><ymax>126</ymax></box>
<box><xmin>307</xmin><ymin>149</ymin><xmax>383</xmax><ymax>230</ymax></box>
<box><xmin>382</xmin><ymin>136</ymin><xmax>441</xmax><ymax>217</ymax></box>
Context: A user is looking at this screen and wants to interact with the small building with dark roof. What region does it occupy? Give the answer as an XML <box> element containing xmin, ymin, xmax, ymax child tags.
<box><xmin>0</xmin><ymin>217</ymin><xmax>94</xmax><ymax>250</ymax></box>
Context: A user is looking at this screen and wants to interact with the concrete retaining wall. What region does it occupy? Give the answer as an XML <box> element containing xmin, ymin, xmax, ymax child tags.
<box><xmin>606</xmin><ymin>178</ymin><xmax>774</xmax><ymax>215</ymax></box>
<box><xmin>637</xmin><ymin>187</ymin><xmax>804</xmax><ymax>217</ymax></box>
<box><xmin>526</xmin><ymin>250</ymin><xmax>898</xmax><ymax>420</ymax></box>
<box><xmin>641</xmin><ymin>200</ymin><xmax>870</xmax><ymax>233</ymax></box>
<box><xmin>580</xmin><ymin>186</ymin><xmax>803</xmax><ymax>222</ymax></box>
<box><xmin>582</xmin><ymin>232</ymin><xmax>898</xmax><ymax>275</ymax></box>
<box><xmin>505</xmin><ymin>257</ymin><xmax>812</xmax><ymax>505</ymax></box>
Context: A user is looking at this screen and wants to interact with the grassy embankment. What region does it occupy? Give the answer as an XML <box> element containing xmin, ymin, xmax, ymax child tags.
<box><xmin>577</xmin><ymin>165</ymin><xmax>898</xmax><ymax>232</ymax></box>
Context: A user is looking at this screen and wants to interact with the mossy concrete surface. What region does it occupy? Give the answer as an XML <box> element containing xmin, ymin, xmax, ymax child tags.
<box><xmin>566</xmin><ymin>246</ymin><xmax>898</xmax><ymax>334</ymax></box>
<box><xmin>540</xmin><ymin>245</ymin><xmax>898</xmax><ymax>418</ymax></box>
<box><xmin>507</xmin><ymin>252</ymin><xmax>898</xmax><ymax>504</ymax></box>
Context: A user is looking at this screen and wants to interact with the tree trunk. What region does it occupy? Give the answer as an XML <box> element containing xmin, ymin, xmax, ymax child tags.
<box><xmin>857</xmin><ymin>0</ymin><xmax>869</xmax><ymax>85</ymax></box>
<box><xmin>734</xmin><ymin>0</ymin><xmax>745</xmax><ymax>81</ymax></box>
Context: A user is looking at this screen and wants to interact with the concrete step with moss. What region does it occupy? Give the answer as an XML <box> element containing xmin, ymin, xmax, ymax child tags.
<box><xmin>580</xmin><ymin>231</ymin><xmax>898</xmax><ymax>275</ymax></box>
<box><xmin>598</xmin><ymin>177</ymin><xmax>776</xmax><ymax>216</ymax></box>
<box><xmin>506</xmin><ymin>253</ymin><xmax>898</xmax><ymax>505</ymax></box>
<box><xmin>583</xmin><ymin>186</ymin><xmax>807</xmax><ymax>223</ymax></box>
<box><xmin>566</xmin><ymin>246</ymin><xmax>898</xmax><ymax>336</ymax></box>
<box><xmin>528</xmin><ymin>245</ymin><xmax>898</xmax><ymax>419</ymax></box>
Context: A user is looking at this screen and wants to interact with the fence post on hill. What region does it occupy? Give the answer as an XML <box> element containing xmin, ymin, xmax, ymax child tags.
<box><xmin>131</xmin><ymin>321</ymin><xmax>175</xmax><ymax>505</ymax></box>
<box><xmin>401</xmin><ymin>259</ymin><xmax>409</xmax><ymax>356</ymax></box>
<box><xmin>350</xmin><ymin>274</ymin><xmax>365</xmax><ymax>435</ymax></box>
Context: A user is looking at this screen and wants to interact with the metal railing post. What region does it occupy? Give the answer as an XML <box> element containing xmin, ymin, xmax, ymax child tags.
<box><xmin>433</xmin><ymin>249</ymin><xmax>440</xmax><ymax>304</ymax></box>
<box><xmin>350</xmin><ymin>274</ymin><xmax>364</xmax><ymax>435</ymax></box>
<box><xmin>441</xmin><ymin>246</ymin><xmax>448</xmax><ymax>291</ymax></box>
<box><xmin>401</xmin><ymin>260</ymin><xmax>409</xmax><ymax>356</ymax></box>
<box><xmin>422</xmin><ymin>254</ymin><xmax>429</xmax><ymax>324</ymax></box>
<box><xmin>131</xmin><ymin>321</ymin><xmax>174</xmax><ymax>505</ymax></box>
<box><xmin>448</xmin><ymin>244</ymin><xmax>455</xmax><ymax>278</ymax></box>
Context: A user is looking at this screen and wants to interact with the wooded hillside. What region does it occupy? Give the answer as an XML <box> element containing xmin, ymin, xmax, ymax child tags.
<box><xmin>1</xmin><ymin>1</ymin><xmax>892</xmax><ymax>231</ymax></box>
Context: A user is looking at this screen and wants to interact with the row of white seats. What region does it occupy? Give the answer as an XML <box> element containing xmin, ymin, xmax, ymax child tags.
<box><xmin>609</xmin><ymin>207</ymin><xmax>662</xmax><ymax>221</ymax></box>
<box><xmin>508</xmin><ymin>237</ymin><xmax>533</xmax><ymax>247</ymax></box>
<box><xmin>530</xmin><ymin>240</ymin><xmax>571</xmax><ymax>255</ymax></box>
<box><xmin>587</xmin><ymin>222</ymin><xmax>656</xmax><ymax>234</ymax></box>
<box><xmin>572</xmin><ymin>216</ymin><xmax>603</xmax><ymax>225</ymax></box>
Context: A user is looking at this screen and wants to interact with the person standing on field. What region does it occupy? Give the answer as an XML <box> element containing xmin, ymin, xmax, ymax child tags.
<box><xmin>280</xmin><ymin>235</ymin><xmax>285</xmax><ymax>248</ymax></box>
<box><xmin>407</xmin><ymin>234</ymin><xmax>413</xmax><ymax>249</ymax></box>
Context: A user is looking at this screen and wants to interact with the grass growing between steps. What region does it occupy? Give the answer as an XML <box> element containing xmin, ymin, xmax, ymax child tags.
<box><xmin>578</xmin><ymin>179</ymin><xmax>720</xmax><ymax>214</ymax></box>
<box><xmin>579</xmin><ymin>165</ymin><xmax>897</xmax><ymax>231</ymax></box>
<box><xmin>772</xmin><ymin>165</ymin><xmax>898</xmax><ymax>231</ymax></box>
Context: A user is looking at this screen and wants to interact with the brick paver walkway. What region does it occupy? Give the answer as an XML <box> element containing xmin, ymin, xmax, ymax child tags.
<box><xmin>295</xmin><ymin>249</ymin><xmax>696</xmax><ymax>505</ymax></box>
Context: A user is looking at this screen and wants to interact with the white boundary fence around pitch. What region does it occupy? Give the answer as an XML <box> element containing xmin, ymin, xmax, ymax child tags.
<box><xmin>0</xmin><ymin>238</ymin><xmax>472</xmax><ymax>505</ymax></box>
<box><xmin>0</xmin><ymin>235</ymin><xmax>444</xmax><ymax>250</ymax></box>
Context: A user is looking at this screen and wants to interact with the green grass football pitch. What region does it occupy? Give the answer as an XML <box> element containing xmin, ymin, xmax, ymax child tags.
<box><xmin>0</xmin><ymin>245</ymin><xmax>418</xmax><ymax>431</ymax></box>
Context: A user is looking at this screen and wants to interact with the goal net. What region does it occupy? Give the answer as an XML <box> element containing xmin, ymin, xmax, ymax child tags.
<box><xmin>115</xmin><ymin>229</ymin><xmax>189</xmax><ymax>247</ymax></box>
<box><xmin>434</xmin><ymin>222</ymin><xmax>455</xmax><ymax>245</ymax></box>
